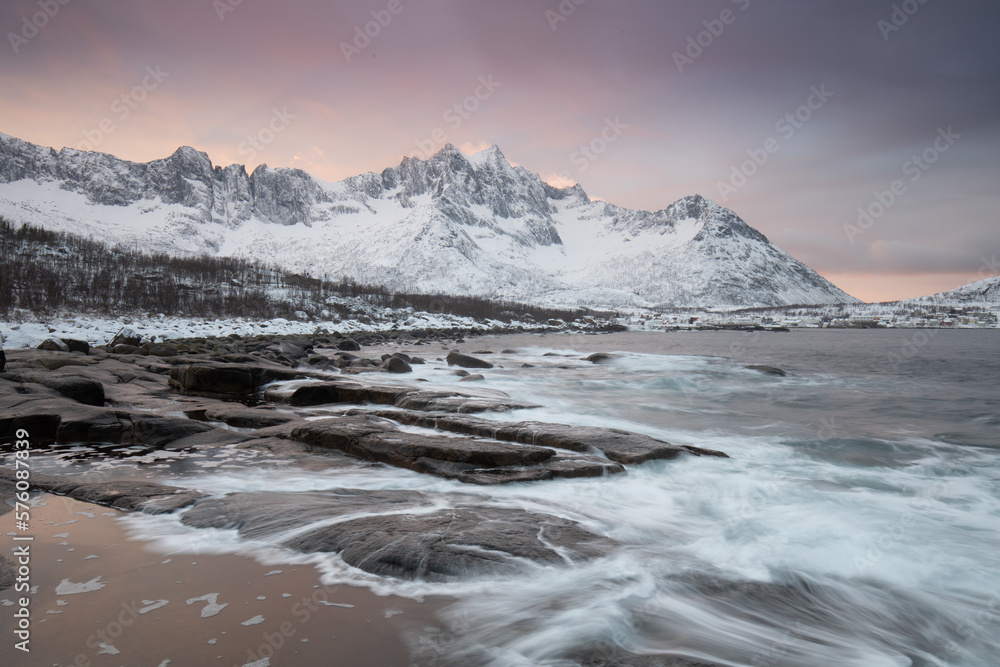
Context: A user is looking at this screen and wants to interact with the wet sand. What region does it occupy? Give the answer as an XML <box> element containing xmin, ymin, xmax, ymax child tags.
<box><xmin>0</xmin><ymin>494</ymin><xmax>444</xmax><ymax>666</ymax></box>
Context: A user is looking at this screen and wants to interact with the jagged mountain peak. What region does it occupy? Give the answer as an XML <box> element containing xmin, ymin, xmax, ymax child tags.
<box><xmin>169</xmin><ymin>145</ymin><xmax>211</xmax><ymax>162</ymax></box>
<box><xmin>0</xmin><ymin>132</ymin><xmax>857</xmax><ymax>308</ymax></box>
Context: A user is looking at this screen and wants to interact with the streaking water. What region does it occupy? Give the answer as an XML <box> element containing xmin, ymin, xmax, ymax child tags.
<box><xmin>102</xmin><ymin>329</ymin><xmax>1000</xmax><ymax>665</ymax></box>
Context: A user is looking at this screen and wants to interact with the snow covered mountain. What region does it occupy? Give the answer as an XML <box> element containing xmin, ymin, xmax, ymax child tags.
<box><xmin>0</xmin><ymin>132</ymin><xmax>857</xmax><ymax>308</ymax></box>
<box><xmin>898</xmin><ymin>276</ymin><xmax>1000</xmax><ymax>306</ymax></box>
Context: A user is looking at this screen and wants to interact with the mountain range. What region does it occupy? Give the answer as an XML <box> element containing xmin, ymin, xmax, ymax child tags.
<box><xmin>898</xmin><ymin>276</ymin><xmax>1000</xmax><ymax>306</ymax></box>
<box><xmin>0</xmin><ymin>132</ymin><xmax>859</xmax><ymax>309</ymax></box>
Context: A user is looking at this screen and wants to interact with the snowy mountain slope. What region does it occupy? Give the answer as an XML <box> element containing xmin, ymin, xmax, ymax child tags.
<box><xmin>897</xmin><ymin>276</ymin><xmax>1000</xmax><ymax>306</ymax></box>
<box><xmin>0</xmin><ymin>132</ymin><xmax>857</xmax><ymax>308</ymax></box>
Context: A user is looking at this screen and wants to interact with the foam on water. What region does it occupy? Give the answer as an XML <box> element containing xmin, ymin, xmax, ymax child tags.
<box><xmin>114</xmin><ymin>333</ymin><xmax>1000</xmax><ymax>665</ymax></box>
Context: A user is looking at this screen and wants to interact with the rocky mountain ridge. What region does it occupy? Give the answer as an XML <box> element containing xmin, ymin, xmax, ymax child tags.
<box><xmin>0</xmin><ymin>132</ymin><xmax>858</xmax><ymax>308</ymax></box>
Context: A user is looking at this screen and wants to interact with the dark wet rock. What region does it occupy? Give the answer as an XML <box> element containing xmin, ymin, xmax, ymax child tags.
<box><xmin>359</xmin><ymin>411</ymin><xmax>729</xmax><ymax>464</ymax></box>
<box><xmin>264</xmin><ymin>380</ymin><xmax>405</xmax><ymax>407</ymax></box>
<box><xmin>279</xmin><ymin>340</ymin><xmax>309</xmax><ymax>360</ymax></box>
<box><xmin>287</xmin><ymin>413</ymin><xmax>622</xmax><ymax>484</ymax></box>
<box><xmin>2</xmin><ymin>371</ymin><xmax>105</xmax><ymax>406</ymax></box>
<box><xmin>452</xmin><ymin>369</ymin><xmax>470</xmax><ymax>377</ymax></box>
<box><xmin>168</xmin><ymin>363</ymin><xmax>315</xmax><ymax>399</ymax></box>
<box><xmin>222</xmin><ymin>353</ymin><xmax>259</xmax><ymax>364</ymax></box>
<box><xmin>170</xmin><ymin>364</ymin><xmax>252</xmax><ymax>397</ymax></box>
<box><xmin>181</xmin><ymin>489</ymin><xmax>614</xmax><ymax>580</ymax></box>
<box><xmin>584</xmin><ymin>352</ymin><xmax>617</xmax><ymax>363</ymax></box>
<box><xmin>200</xmin><ymin>404</ymin><xmax>294</xmax><ymax>429</ymax></box>
<box><xmin>161</xmin><ymin>428</ymin><xmax>251</xmax><ymax>451</ymax></box>
<box><xmin>112</xmin><ymin>413</ymin><xmax>217</xmax><ymax>448</ymax></box>
<box><xmin>38</xmin><ymin>337</ymin><xmax>70</xmax><ymax>352</ymax></box>
<box><xmin>391</xmin><ymin>391</ymin><xmax>539</xmax><ymax>414</ymax></box>
<box><xmin>233</xmin><ymin>436</ymin><xmax>314</xmax><ymax>457</ymax></box>
<box><xmin>42</xmin><ymin>376</ymin><xmax>105</xmax><ymax>406</ymax></box>
<box><xmin>113</xmin><ymin>344</ymin><xmax>140</xmax><ymax>354</ymax></box>
<box><xmin>337</xmin><ymin>339</ymin><xmax>362</xmax><ymax>351</ymax></box>
<box><xmin>145</xmin><ymin>342</ymin><xmax>179</xmax><ymax>357</ymax></box>
<box><xmin>292</xmin><ymin>415</ymin><xmax>553</xmax><ymax>470</ymax></box>
<box><xmin>446</xmin><ymin>351</ymin><xmax>494</xmax><ymax>369</ymax></box>
<box><xmin>459</xmin><ymin>374</ymin><xmax>485</xmax><ymax>382</ymax></box>
<box><xmin>0</xmin><ymin>386</ymin><xmax>214</xmax><ymax>447</ymax></box>
<box><xmin>413</xmin><ymin>450</ymin><xmax>624</xmax><ymax>484</ymax></box>
<box><xmin>380</xmin><ymin>356</ymin><xmax>413</xmax><ymax>374</ymax></box>
<box><xmin>263</xmin><ymin>378</ymin><xmax>538</xmax><ymax>414</ymax></box>
<box><xmin>37</xmin><ymin>355</ymin><xmax>92</xmax><ymax>371</ymax></box>
<box><xmin>60</xmin><ymin>338</ymin><xmax>91</xmax><ymax>354</ymax></box>
<box><xmin>0</xmin><ymin>469</ymin><xmax>205</xmax><ymax>514</ymax></box>
<box><xmin>746</xmin><ymin>364</ymin><xmax>787</xmax><ymax>376</ymax></box>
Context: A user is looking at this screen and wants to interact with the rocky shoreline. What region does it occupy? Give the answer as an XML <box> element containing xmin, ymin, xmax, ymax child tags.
<box><xmin>1</xmin><ymin>331</ymin><xmax>728</xmax><ymax>666</ymax></box>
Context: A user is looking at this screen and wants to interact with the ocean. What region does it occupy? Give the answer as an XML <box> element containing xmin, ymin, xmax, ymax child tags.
<box><xmin>46</xmin><ymin>329</ymin><xmax>1000</xmax><ymax>665</ymax></box>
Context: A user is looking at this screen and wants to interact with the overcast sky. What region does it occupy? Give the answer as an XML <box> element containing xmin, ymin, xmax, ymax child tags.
<box><xmin>2</xmin><ymin>0</ymin><xmax>998</xmax><ymax>301</ymax></box>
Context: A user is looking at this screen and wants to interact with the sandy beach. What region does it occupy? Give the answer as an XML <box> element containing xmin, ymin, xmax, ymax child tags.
<box><xmin>1</xmin><ymin>493</ymin><xmax>441</xmax><ymax>667</ymax></box>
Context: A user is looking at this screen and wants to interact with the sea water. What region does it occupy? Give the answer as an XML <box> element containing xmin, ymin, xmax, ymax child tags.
<box><xmin>104</xmin><ymin>329</ymin><xmax>1000</xmax><ymax>665</ymax></box>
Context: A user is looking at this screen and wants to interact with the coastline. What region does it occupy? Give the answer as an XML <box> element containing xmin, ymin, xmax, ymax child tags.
<box><xmin>0</xmin><ymin>493</ymin><xmax>441</xmax><ymax>666</ymax></box>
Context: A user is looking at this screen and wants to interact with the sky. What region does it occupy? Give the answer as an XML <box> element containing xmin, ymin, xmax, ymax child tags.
<box><xmin>1</xmin><ymin>0</ymin><xmax>998</xmax><ymax>302</ymax></box>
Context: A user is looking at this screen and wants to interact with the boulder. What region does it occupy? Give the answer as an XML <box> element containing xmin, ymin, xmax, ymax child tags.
<box><xmin>459</xmin><ymin>374</ymin><xmax>485</xmax><ymax>382</ymax></box>
<box><xmin>279</xmin><ymin>340</ymin><xmax>308</xmax><ymax>360</ymax></box>
<box><xmin>446</xmin><ymin>351</ymin><xmax>494</xmax><ymax>369</ymax></box>
<box><xmin>380</xmin><ymin>356</ymin><xmax>413</xmax><ymax>374</ymax></box>
<box><xmin>167</xmin><ymin>363</ymin><xmax>312</xmax><ymax>399</ymax></box>
<box><xmin>181</xmin><ymin>489</ymin><xmax>614</xmax><ymax>580</ymax></box>
<box><xmin>170</xmin><ymin>364</ymin><xmax>254</xmax><ymax>397</ymax></box>
<box><xmin>60</xmin><ymin>338</ymin><xmax>91</xmax><ymax>354</ymax></box>
<box><xmin>584</xmin><ymin>352</ymin><xmax>617</xmax><ymax>364</ymax></box>
<box><xmin>38</xmin><ymin>338</ymin><xmax>70</xmax><ymax>352</ymax></box>
<box><xmin>746</xmin><ymin>364</ymin><xmax>787</xmax><ymax>376</ymax></box>
<box><xmin>337</xmin><ymin>339</ymin><xmax>362</xmax><ymax>351</ymax></box>
<box><xmin>264</xmin><ymin>380</ymin><xmax>406</xmax><ymax>407</ymax></box>
<box><xmin>145</xmin><ymin>342</ymin><xmax>179</xmax><ymax>357</ymax></box>
<box><xmin>110</xmin><ymin>329</ymin><xmax>142</xmax><ymax>347</ymax></box>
